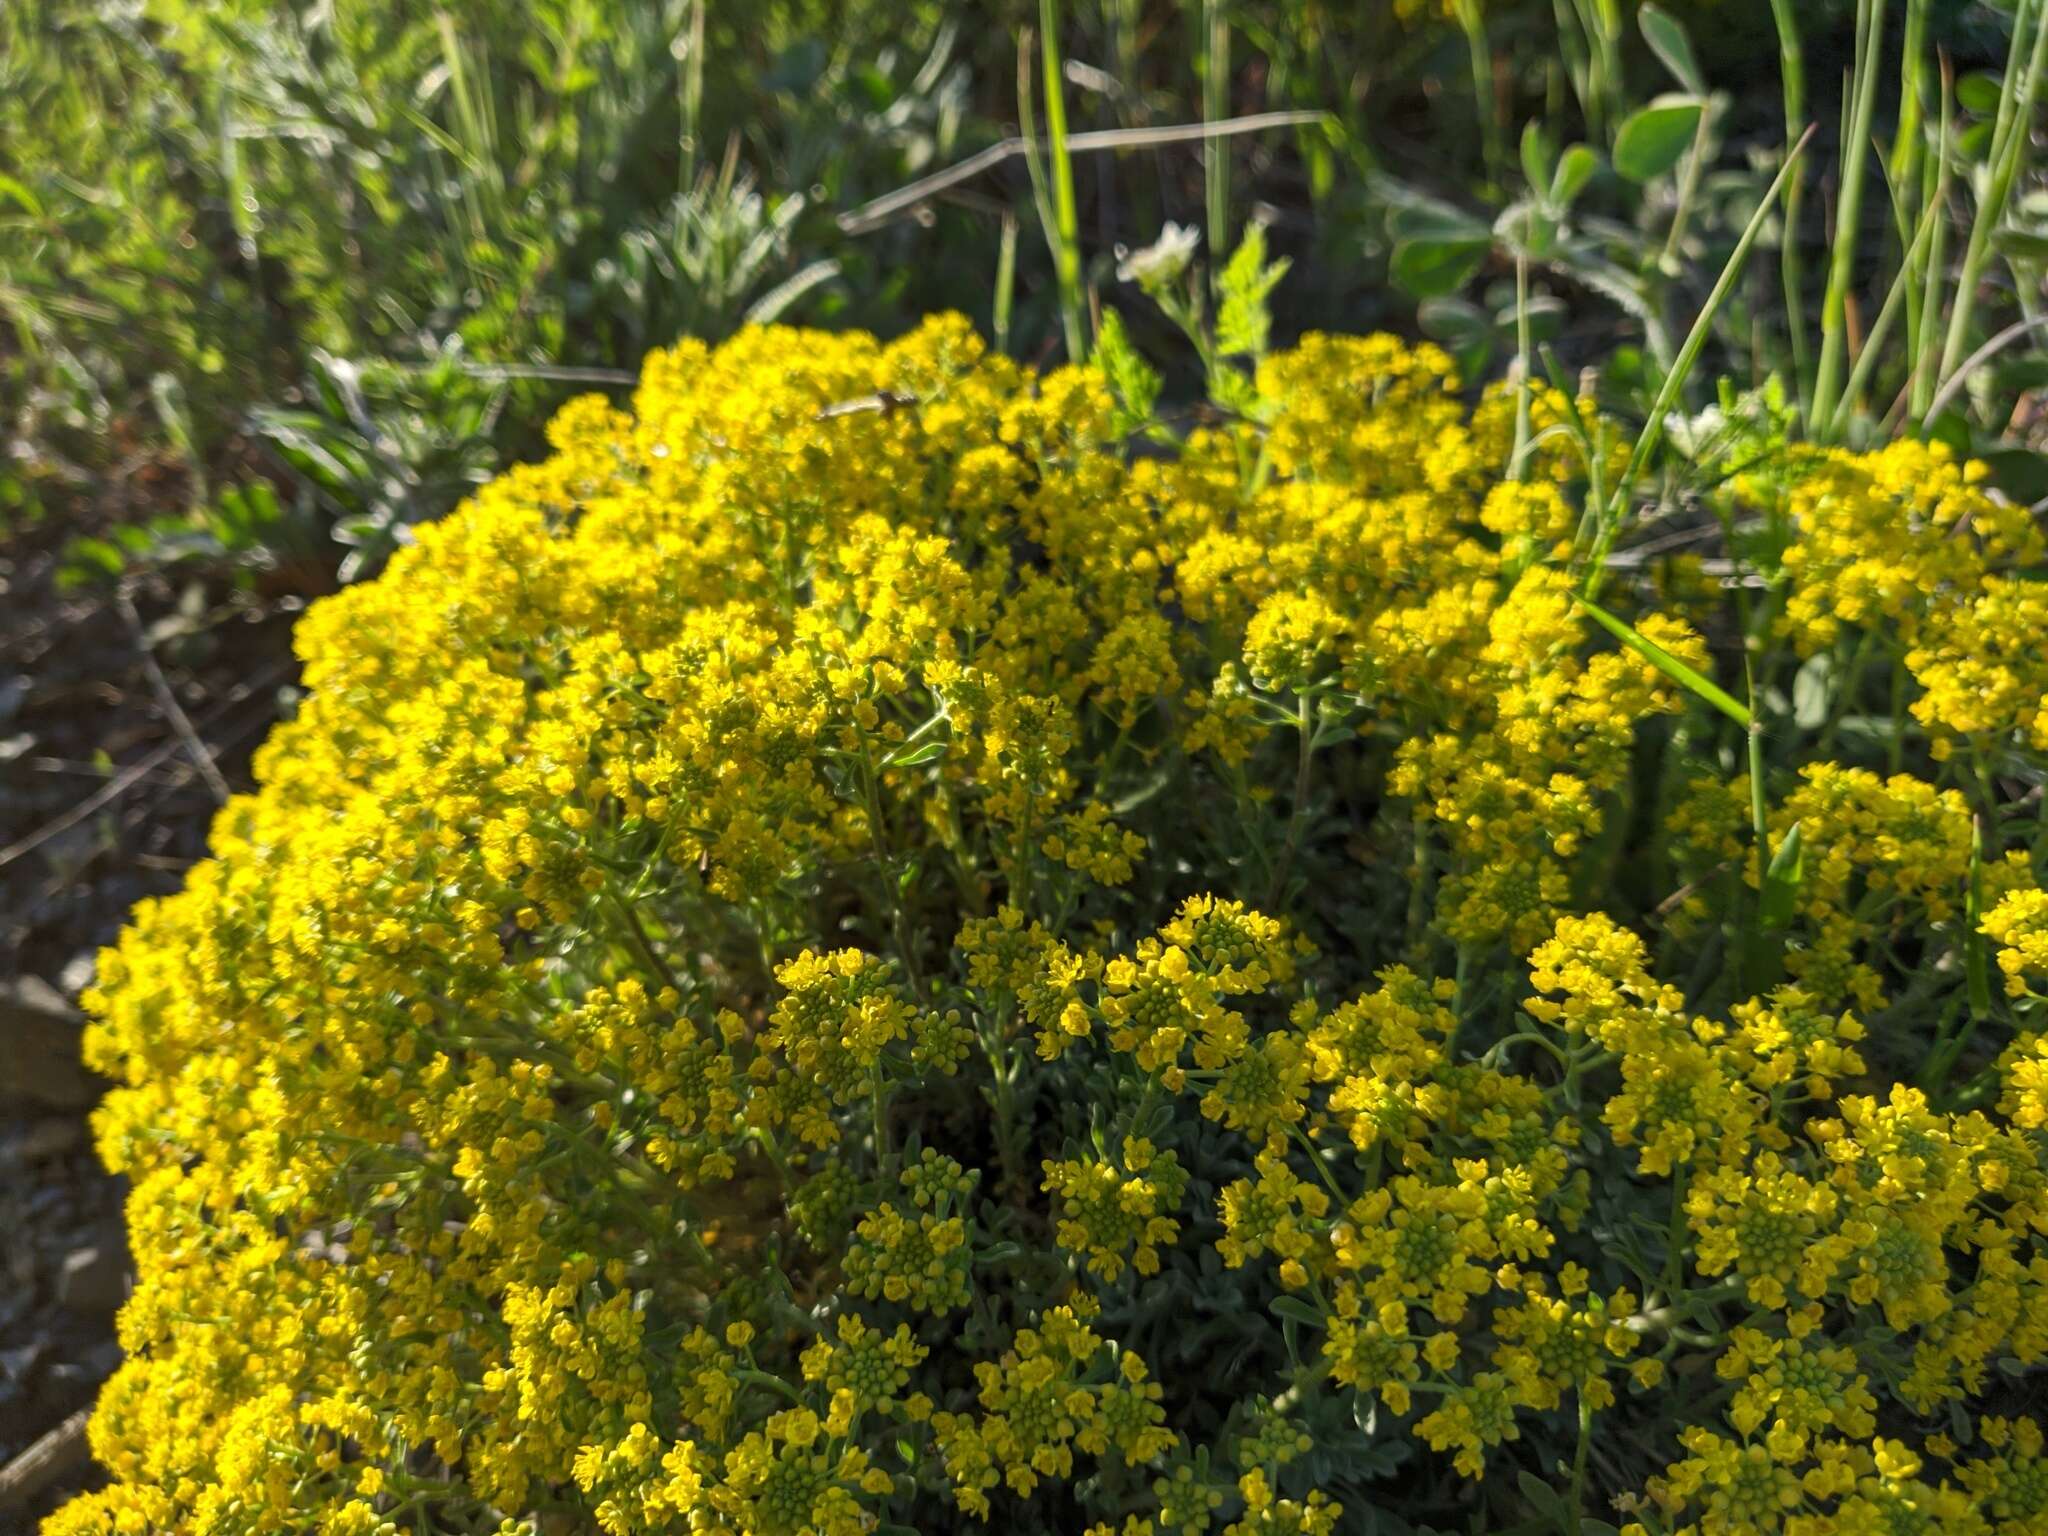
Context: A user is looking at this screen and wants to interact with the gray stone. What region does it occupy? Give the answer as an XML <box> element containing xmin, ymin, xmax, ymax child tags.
<box><xmin>56</xmin><ymin>1244</ymin><xmax>127</xmax><ymax>1316</ymax></box>
<box><xmin>4</xmin><ymin>1117</ymin><xmax>84</xmax><ymax>1166</ymax></box>
<box><xmin>0</xmin><ymin>1343</ymin><xmax>45</xmax><ymax>1388</ymax></box>
<box><xmin>0</xmin><ymin>979</ymin><xmax>100</xmax><ymax>1111</ymax></box>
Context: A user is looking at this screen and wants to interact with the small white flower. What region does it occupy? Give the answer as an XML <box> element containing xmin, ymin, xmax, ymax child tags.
<box><xmin>1664</xmin><ymin>404</ymin><xmax>1725</xmax><ymax>459</ymax></box>
<box><xmin>1116</xmin><ymin>222</ymin><xmax>1202</xmax><ymax>291</ymax></box>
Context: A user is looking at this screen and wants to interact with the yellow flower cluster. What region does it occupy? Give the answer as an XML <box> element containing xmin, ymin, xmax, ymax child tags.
<box><xmin>1043</xmin><ymin>1137</ymin><xmax>1189</xmax><ymax>1281</ymax></box>
<box><xmin>1777</xmin><ymin>441</ymin><xmax>2042</xmax><ymax>654</ymax></box>
<box><xmin>54</xmin><ymin>316</ymin><xmax>2048</xmax><ymax>1536</ymax></box>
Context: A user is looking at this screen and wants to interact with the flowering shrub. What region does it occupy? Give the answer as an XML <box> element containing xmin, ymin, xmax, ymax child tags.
<box><xmin>56</xmin><ymin>317</ymin><xmax>2048</xmax><ymax>1536</ymax></box>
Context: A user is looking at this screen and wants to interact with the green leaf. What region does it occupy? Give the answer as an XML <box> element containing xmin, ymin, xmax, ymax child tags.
<box><xmin>1494</xmin><ymin>295</ymin><xmax>1566</xmax><ymax>343</ymax></box>
<box><xmin>1516</xmin><ymin>1472</ymin><xmax>1568</xmax><ymax>1523</ymax></box>
<box><xmin>1550</xmin><ymin>144</ymin><xmax>1602</xmax><ymax>210</ymax></box>
<box><xmin>883</xmin><ymin>740</ymin><xmax>949</xmax><ymax>769</ymax></box>
<box><xmin>1268</xmin><ymin>1295</ymin><xmax>1326</xmax><ymax>1329</ymax></box>
<box><xmin>0</xmin><ymin>173</ymin><xmax>43</xmax><ymax>217</ymax></box>
<box><xmin>1496</xmin><ymin>198</ymin><xmax>1559</xmax><ymax>260</ymax></box>
<box><xmin>1418</xmin><ymin>296</ymin><xmax>1489</xmax><ymax>344</ymax></box>
<box><xmin>1957</xmin><ymin>71</ymin><xmax>2004</xmax><ymax>116</ymax></box>
<box><xmin>1521</xmin><ymin>121</ymin><xmax>1557</xmax><ymax>199</ymax></box>
<box><xmin>1758</xmin><ymin>822</ymin><xmax>1804</xmax><ymax>930</ymax></box>
<box><xmin>1925</xmin><ymin>409</ymin><xmax>1972</xmax><ymax>455</ymax></box>
<box><xmin>745</xmin><ymin>258</ymin><xmax>841</xmax><ymax>324</ymax></box>
<box><xmin>1640</xmin><ymin>4</ymin><xmax>1706</xmax><ymax>93</ymax></box>
<box><xmin>59</xmin><ymin>535</ymin><xmax>129</xmax><ymax>585</ymax></box>
<box><xmin>1093</xmin><ymin>307</ymin><xmax>1162</xmax><ymax>434</ymax></box>
<box><xmin>1418</xmin><ymin>296</ymin><xmax>1494</xmax><ymax>385</ymax></box>
<box><xmin>1388</xmin><ymin>201</ymin><xmax>1491</xmax><ymax>243</ymax></box>
<box><xmin>1210</xmin><ymin>360</ymin><xmax>1263</xmax><ymax>419</ymax></box>
<box><xmin>1216</xmin><ymin>222</ymin><xmax>1292</xmax><ymax>359</ymax></box>
<box><xmin>1967</xmin><ymin>816</ymin><xmax>1993</xmax><ymax>1020</ymax></box>
<box><xmin>1791</xmin><ymin>654</ymin><xmax>1832</xmax><ymax>731</ymax></box>
<box><xmin>1576</xmin><ymin>597</ymin><xmax>1752</xmax><ymax>726</ymax></box>
<box><xmin>1992</xmin><ymin>225</ymin><xmax>2048</xmax><ymax>262</ymax></box>
<box><xmin>1390</xmin><ymin>237</ymin><xmax>1488</xmax><ymax>298</ymax></box>
<box><xmin>1613</xmin><ymin>97</ymin><xmax>1704</xmax><ymax>183</ymax></box>
<box><xmin>1979</xmin><ymin>447</ymin><xmax>2048</xmax><ymax>504</ymax></box>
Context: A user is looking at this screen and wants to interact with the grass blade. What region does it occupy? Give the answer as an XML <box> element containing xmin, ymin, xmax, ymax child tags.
<box><xmin>1767</xmin><ymin>0</ymin><xmax>1810</xmax><ymax>407</ymax></box>
<box><xmin>994</xmin><ymin>211</ymin><xmax>1018</xmax><ymax>354</ymax></box>
<box><xmin>1910</xmin><ymin>61</ymin><xmax>1956</xmax><ymax>421</ymax></box>
<box><xmin>1825</xmin><ymin>142</ymin><xmax>1946</xmax><ymax>443</ymax></box>
<box><xmin>1016</xmin><ymin>29</ymin><xmax>1061</xmax><ymax>311</ymax></box>
<box><xmin>1937</xmin><ymin>0</ymin><xmax>2048</xmax><ymax>392</ymax></box>
<box><xmin>1757</xmin><ymin>821</ymin><xmax>1804</xmax><ymax>929</ymax></box>
<box><xmin>1038</xmin><ymin>0</ymin><xmax>1086</xmax><ymax>362</ymax></box>
<box><xmin>1575</xmin><ymin>596</ymin><xmax>1752</xmax><ymax>727</ymax></box>
<box><xmin>1203</xmin><ymin>0</ymin><xmax>1231</xmax><ymax>261</ymax></box>
<box><xmin>1808</xmin><ymin>0</ymin><xmax>1885</xmax><ymax>435</ymax></box>
<box><xmin>677</xmin><ymin>0</ymin><xmax>705</xmax><ymax>190</ymax></box>
<box><xmin>1583</xmin><ymin>124</ymin><xmax>1816</xmax><ymax>598</ymax></box>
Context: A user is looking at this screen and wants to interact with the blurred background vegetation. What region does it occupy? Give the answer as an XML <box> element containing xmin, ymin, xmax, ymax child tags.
<box><xmin>7</xmin><ymin>0</ymin><xmax>2042</xmax><ymax>602</ymax></box>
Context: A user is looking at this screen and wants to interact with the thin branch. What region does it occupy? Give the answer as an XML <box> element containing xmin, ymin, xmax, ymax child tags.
<box><xmin>1923</xmin><ymin>313</ymin><xmax>2048</xmax><ymax>422</ymax></box>
<box><xmin>836</xmin><ymin>109</ymin><xmax>1332</xmax><ymax>234</ymax></box>
<box><xmin>0</xmin><ymin>734</ymin><xmax>186</xmax><ymax>870</ymax></box>
<box><xmin>449</xmin><ymin>362</ymin><xmax>638</xmax><ymax>385</ymax></box>
<box><xmin>117</xmin><ymin>586</ymin><xmax>229</xmax><ymax>804</ymax></box>
<box><xmin>0</xmin><ymin>661</ymin><xmax>290</xmax><ymax>871</ymax></box>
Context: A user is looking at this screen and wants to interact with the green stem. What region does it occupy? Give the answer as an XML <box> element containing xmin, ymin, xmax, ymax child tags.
<box><xmin>1038</xmin><ymin>0</ymin><xmax>1087</xmax><ymax>363</ymax></box>
<box><xmin>603</xmin><ymin>888</ymin><xmax>683</xmax><ymax>997</ymax></box>
<box><xmin>1203</xmin><ymin>0</ymin><xmax>1232</xmax><ymax>257</ymax></box>
<box><xmin>1288</xmin><ymin>1121</ymin><xmax>1349</xmax><ymax>1208</ymax></box>
<box><xmin>1569</xmin><ymin>1390</ymin><xmax>1593</xmax><ymax>1536</ymax></box>
<box><xmin>1267</xmin><ymin>690</ymin><xmax>1316</xmax><ymax>909</ymax></box>
<box><xmin>1456</xmin><ymin>0</ymin><xmax>1504</xmax><ymax>193</ymax></box>
<box><xmin>1511</xmin><ymin>251</ymin><xmax>1534</xmax><ymax>479</ymax></box>
<box><xmin>1825</xmin><ymin>179</ymin><xmax>1944</xmax><ymax>443</ymax></box>
<box><xmin>1658</xmin><ymin>97</ymin><xmax>1715</xmax><ymax>274</ymax></box>
<box><xmin>1585</xmin><ymin>128</ymin><xmax>1816</xmax><ymax>599</ymax></box>
<box><xmin>1890</xmin><ymin>0</ymin><xmax>1931</xmax><ymax>376</ymax></box>
<box><xmin>1936</xmin><ymin>0</ymin><xmax>2048</xmax><ymax>395</ymax></box>
<box><xmin>1747</xmin><ymin>718</ymin><xmax>1770</xmax><ymax>901</ymax></box>
<box><xmin>1661</xmin><ymin>1163</ymin><xmax>1692</xmax><ymax>1299</ymax></box>
<box><xmin>993</xmin><ymin>212</ymin><xmax>1019</xmax><ymax>354</ymax></box>
<box><xmin>1911</xmin><ymin>69</ymin><xmax>1954</xmax><ymax>421</ymax></box>
<box><xmin>1488</xmin><ymin>1028</ymin><xmax>1573</xmax><ymax>1070</ymax></box>
<box><xmin>1809</xmin><ymin>0</ymin><xmax>1886</xmax><ymax>435</ymax></box>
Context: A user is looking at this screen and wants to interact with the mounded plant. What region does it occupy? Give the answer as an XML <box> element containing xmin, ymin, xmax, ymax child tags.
<box><xmin>57</xmin><ymin>315</ymin><xmax>2048</xmax><ymax>1536</ymax></box>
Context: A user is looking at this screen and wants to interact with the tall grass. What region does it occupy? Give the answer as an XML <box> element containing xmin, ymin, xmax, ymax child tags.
<box><xmin>10</xmin><ymin>0</ymin><xmax>2048</xmax><ymax>587</ymax></box>
<box><xmin>1037</xmin><ymin>0</ymin><xmax>1086</xmax><ymax>362</ymax></box>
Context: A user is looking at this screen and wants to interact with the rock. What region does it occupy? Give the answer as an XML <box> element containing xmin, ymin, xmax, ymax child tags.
<box><xmin>56</xmin><ymin>1243</ymin><xmax>127</xmax><ymax>1316</ymax></box>
<box><xmin>0</xmin><ymin>1382</ymin><xmax>29</xmax><ymax>1454</ymax></box>
<box><xmin>0</xmin><ymin>978</ymin><xmax>101</xmax><ymax>1111</ymax></box>
<box><xmin>58</xmin><ymin>954</ymin><xmax>96</xmax><ymax>998</ymax></box>
<box><xmin>0</xmin><ymin>1343</ymin><xmax>45</xmax><ymax>1389</ymax></box>
<box><xmin>41</xmin><ymin>1342</ymin><xmax>119</xmax><ymax>1417</ymax></box>
<box><xmin>3</xmin><ymin>1117</ymin><xmax>84</xmax><ymax>1166</ymax></box>
<box><xmin>79</xmin><ymin>1340</ymin><xmax>121</xmax><ymax>1385</ymax></box>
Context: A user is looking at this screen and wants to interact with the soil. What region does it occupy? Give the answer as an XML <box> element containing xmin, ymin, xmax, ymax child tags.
<box><xmin>0</xmin><ymin>492</ymin><xmax>301</xmax><ymax>1530</ymax></box>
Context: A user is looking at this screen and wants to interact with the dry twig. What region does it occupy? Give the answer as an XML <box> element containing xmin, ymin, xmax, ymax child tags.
<box><xmin>837</xmin><ymin>110</ymin><xmax>1332</xmax><ymax>234</ymax></box>
<box><xmin>114</xmin><ymin>585</ymin><xmax>229</xmax><ymax>804</ymax></box>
